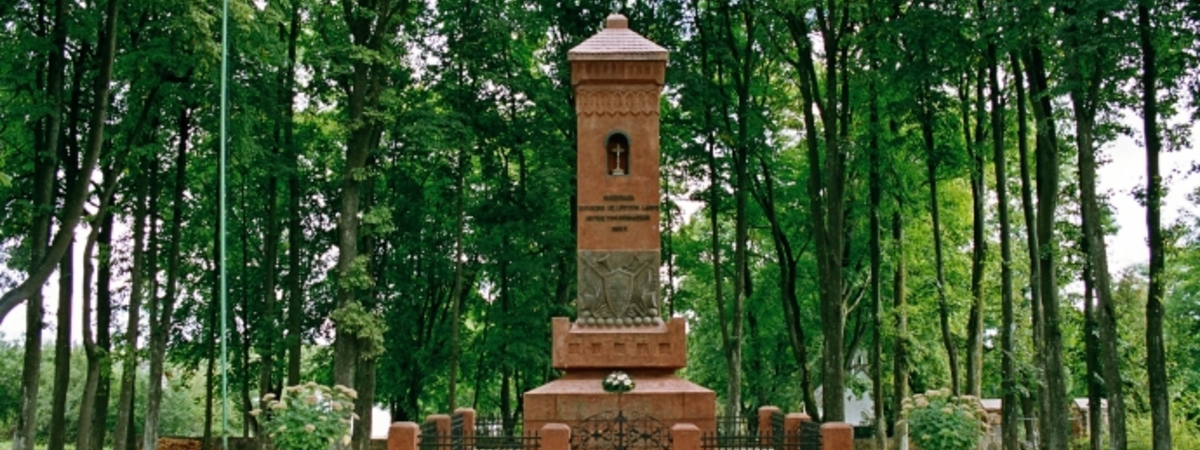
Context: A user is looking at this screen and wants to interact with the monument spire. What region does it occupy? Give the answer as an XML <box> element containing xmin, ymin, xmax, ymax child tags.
<box><xmin>569</xmin><ymin>13</ymin><xmax>667</xmax><ymax>328</ymax></box>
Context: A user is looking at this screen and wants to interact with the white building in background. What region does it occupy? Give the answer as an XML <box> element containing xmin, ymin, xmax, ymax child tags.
<box><xmin>813</xmin><ymin>351</ymin><xmax>877</xmax><ymax>426</ymax></box>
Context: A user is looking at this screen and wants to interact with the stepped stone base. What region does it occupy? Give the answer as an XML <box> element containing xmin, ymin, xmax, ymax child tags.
<box><xmin>525</xmin><ymin>317</ymin><xmax>715</xmax><ymax>435</ymax></box>
<box><xmin>523</xmin><ymin>369</ymin><xmax>716</xmax><ymax>435</ymax></box>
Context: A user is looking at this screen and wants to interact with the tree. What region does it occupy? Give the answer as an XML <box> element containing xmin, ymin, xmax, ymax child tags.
<box><xmin>1138</xmin><ymin>0</ymin><xmax>1170</xmax><ymax>447</ymax></box>
<box><xmin>985</xmin><ymin>13</ymin><xmax>1019</xmax><ymax>447</ymax></box>
<box><xmin>777</xmin><ymin>0</ymin><xmax>855</xmax><ymax>421</ymax></box>
<box><xmin>1060</xmin><ymin>1</ymin><xmax>1131</xmax><ymax>447</ymax></box>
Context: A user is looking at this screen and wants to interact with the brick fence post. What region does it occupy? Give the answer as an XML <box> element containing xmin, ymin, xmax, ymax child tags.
<box><xmin>454</xmin><ymin>408</ymin><xmax>476</xmax><ymax>443</ymax></box>
<box><xmin>819</xmin><ymin>422</ymin><xmax>853</xmax><ymax>450</ymax></box>
<box><xmin>426</xmin><ymin>414</ymin><xmax>451</xmax><ymax>447</ymax></box>
<box><xmin>671</xmin><ymin>423</ymin><xmax>700</xmax><ymax>450</ymax></box>
<box><xmin>757</xmin><ymin>406</ymin><xmax>780</xmax><ymax>447</ymax></box>
<box><xmin>541</xmin><ymin>423</ymin><xmax>570</xmax><ymax>450</ymax></box>
<box><xmin>783</xmin><ymin>413</ymin><xmax>810</xmax><ymax>450</ymax></box>
<box><xmin>388</xmin><ymin>422</ymin><xmax>420</xmax><ymax>450</ymax></box>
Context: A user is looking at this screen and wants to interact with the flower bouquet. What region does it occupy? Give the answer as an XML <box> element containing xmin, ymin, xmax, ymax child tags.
<box><xmin>602</xmin><ymin>371</ymin><xmax>635</xmax><ymax>393</ymax></box>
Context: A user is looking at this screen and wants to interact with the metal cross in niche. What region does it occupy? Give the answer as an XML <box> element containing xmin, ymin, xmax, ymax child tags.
<box><xmin>606</xmin><ymin>133</ymin><xmax>630</xmax><ymax>176</ymax></box>
<box><xmin>611</xmin><ymin>143</ymin><xmax>626</xmax><ymax>175</ymax></box>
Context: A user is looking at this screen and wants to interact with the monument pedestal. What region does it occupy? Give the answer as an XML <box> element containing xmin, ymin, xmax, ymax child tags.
<box><xmin>521</xmin><ymin>13</ymin><xmax>715</xmax><ymax>438</ymax></box>
<box><xmin>523</xmin><ymin>318</ymin><xmax>716</xmax><ymax>434</ymax></box>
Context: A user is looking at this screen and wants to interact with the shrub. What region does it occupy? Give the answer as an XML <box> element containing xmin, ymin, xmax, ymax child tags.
<box><xmin>900</xmin><ymin>389</ymin><xmax>988</xmax><ymax>450</ymax></box>
<box><xmin>253</xmin><ymin>382</ymin><xmax>359</xmax><ymax>450</ymax></box>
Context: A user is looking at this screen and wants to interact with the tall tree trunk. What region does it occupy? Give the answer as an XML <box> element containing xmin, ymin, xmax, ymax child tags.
<box><xmin>754</xmin><ymin>159</ymin><xmax>819</xmax><ymax>417</ymax></box>
<box><xmin>965</xmin><ymin>64</ymin><xmax>987</xmax><ymax>398</ymax></box>
<box><xmin>782</xmin><ymin>2</ymin><xmax>847</xmax><ymax>421</ymax></box>
<box><xmin>285</xmin><ymin>0</ymin><xmax>304</xmax><ymax>388</ymax></box>
<box><xmin>260</xmin><ymin>165</ymin><xmax>279</xmax><ymax>429</ymax></box>
<box><xmin>42</xmin><ymin>0</ymin><xmax>72</xmax><ymax>446</ymax></box>
<box><xmin>332</xmin><ymin>0</ymin><xmax>408</xmax><ymax>390</ymax></box>
<box><xmin>1009</xmin><ymin>52</ymin><xmax>1042</xmax><ymax>444</ymax></box>
<box><xmin>203</xmin><ymin>222</ymin><xmax>220</xmax><ymax>450</ymax></box>
<box><xmin>12</xmin><ymin>0</ymin><xmax>64</xmax><ymax>445</ymax></box>
<box><xmin>1082</xmin><ymin>253</ymin><xmax>1102</xmax><ymax>450</ymax></box>
<box><xmin>714</xmin><ymin>0</ymin><xmax>756</xmax><ymax>417</ymax></box>
<box><xmin>77</xmin><ymin>106</ymin><xmax>121</xmax><ymax>450</ymax></box>
<box><xmin>447</xmin><ymin>149</ymin><xmax>466</xmax><ymax>411</ymax></box>
<box><xmin>1064</xmin><ymin>4</ymin><xmax>1128</xmax><ymax>445</ymax></box>
<box><xmin>891</xmin><ymin>210</ymin><xmax>908</xmax><ymax>447</ymax></box>
<box><xmin>920</xmin><ymin>98</ymin><xmax>960</xmax><ymax>396</ymax></box>
<box><xmin>989</xmin><ymin>41</ymin><xmax>1019</xmax><ymax>450</ymax></box>
<box><xmin>79</xmin><ymin>222</ymin><xmax>100</xmax><ymax>450</ymax></box>
<box><xmin>1074</xmin><ymin>86</ymin><xmax>1128</xmax><ymax>450</ymax></box>
<box><xmin>113</xmin><ymin>165</ymin><xmax>149</xmax><ymax>450</ymax></box>
<box><xmin>145</xmin><ymin>106</ymin><xmax>190</xmax><ymax>450</ymax></box>
<box><xmin>868</xmin><ymin>68</ymin><xmax>886</xmax><ymax>450</ymax></box>
<box><xmin>240</xmin><ymin>186</ymin><xmax>254</xmax><ymax>438</ymax></box>
<box><xmin>818</xmin><ymin>3</ymin><xmax>848</xmax><ymax>422</ymax></box>
<box><xmin>705</xmin><ymin>138</ymin><xmax>732</xmax><ymax>412</ymax></box>
<box><xmin>72</xmin><ymin>53</ymin><xmax>100</xmax><ymax>450</ymax></box>
<box><xmin>353</xmin><ymin>354</ymin><xmax>377</xmax><ymax>450</ymax></box>
<box><xmin>92</xmin><ymin>210</ymin><xmax>115</xmax><ymax>450</ymax></box>
<box><xmin>1023</xmin><ymin>43</ymin><xmax>1070</xmax><ymax>450</ymax></box>
<box><xmin>1137</xmin><ymin>2</ymin><xmax>1171</xmax><ymax>448</ymax></box>
<box><xmin>47</xmin><ymin>239</ymin><xmax>73</xmax><ymax>450</ymax></box>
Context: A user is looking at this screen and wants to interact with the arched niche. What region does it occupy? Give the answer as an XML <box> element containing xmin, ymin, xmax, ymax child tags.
<box><xmin>606</xmin><ymin>132</ymin><xmax>630</xmax><ymax>176</ymax></box>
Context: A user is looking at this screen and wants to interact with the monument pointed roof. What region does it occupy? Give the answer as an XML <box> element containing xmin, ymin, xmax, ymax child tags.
<box><xmin>568</xmin><ymin>14</ymin><xmax>668</xmax><ymax>61</ymax></box>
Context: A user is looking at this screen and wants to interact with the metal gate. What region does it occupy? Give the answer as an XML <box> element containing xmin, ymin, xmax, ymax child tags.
<box><xmin>570</xmin><ymin>411</ymin><xmax>673</xmax><ymax>450</ymax></box>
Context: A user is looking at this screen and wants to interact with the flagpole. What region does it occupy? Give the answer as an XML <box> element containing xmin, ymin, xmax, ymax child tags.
<box><xmin>219</xmin><ymin>0</ymin><xmax>230</xmax><ymax>448</ymax></box>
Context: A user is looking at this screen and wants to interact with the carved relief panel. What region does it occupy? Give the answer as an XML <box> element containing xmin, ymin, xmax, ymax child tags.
<box><xmin>577</xmin><ymin>250</ymin><xmax>661</xmax><ymax>326</ymax></box>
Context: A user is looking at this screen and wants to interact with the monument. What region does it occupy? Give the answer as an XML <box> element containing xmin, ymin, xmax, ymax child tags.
<box><xmin>522</xmin><ymin>14</ymin><xmax>716</xmax><ymax>436</ymax></box>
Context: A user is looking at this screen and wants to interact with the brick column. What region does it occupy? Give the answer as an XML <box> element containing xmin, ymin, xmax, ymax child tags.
<box><xmin>388</xmin><ymin>422</ymin><xmax>419</xmax><ymax>450</ymax></box>
<box><xmin>454</xmin><ymin>408</ymin><xmax>476</xmax><ymax>441</ymax></box>
<box><xmin>819</xmin><ymin>422</ymin><xmax>853</xmax><ymax>450</ymax></box>
<box><xmin>541</xmin><ymin>423</ymin><xmax>571</xmax><ymax>450</ymax></box>
<box><xmin>783</xmin><ymin>413</ymin><xmax>810</xmax><ymax>450</ymax></box>
<box><xmin>757</xmin><ymin>406</ymin><xmax>780</xmax><ymax>447</ymax></box>
<box><xmin>671</xmin><ymin>423</ymin><xmax>700</xmax><ymax>450</ymax></box>
<box><xmin>426</xmin><ymin>414</ymin><xmax>451</xmax><ymax>447</ymax></box>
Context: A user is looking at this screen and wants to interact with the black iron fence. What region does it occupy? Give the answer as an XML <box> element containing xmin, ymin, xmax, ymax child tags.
<box><xmin>794</xmin><ymin>421</ymin><xmax>821</xmax><ymax>450</ymax></box>
<box><xmin>419</xmin><ymin>412</ymin><xmax>541</xmax><ymax>450</ymax></box>
<box><xmin>702</xmin><ymin>412</ymin><xmax>820</xmax><ymax>450</ymax></box>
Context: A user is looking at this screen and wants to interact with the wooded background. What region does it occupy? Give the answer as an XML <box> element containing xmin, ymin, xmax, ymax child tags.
<box><xmin>0</xmin><ymin>1</ymin><xmax>1198</xmax><ymax>450</ymax></box>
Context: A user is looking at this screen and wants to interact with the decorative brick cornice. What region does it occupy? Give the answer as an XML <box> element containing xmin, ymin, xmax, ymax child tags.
<box><xmin>576</xmin><ymin>87</ymin><xmax>661</xmax><ymax>117</ymax></box>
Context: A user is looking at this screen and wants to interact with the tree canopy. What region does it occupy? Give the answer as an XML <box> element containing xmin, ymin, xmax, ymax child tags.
<box><xmin>0</xmin><ymin>1</ymin><xmax>1198</xmax><ymax>450</ymax></box>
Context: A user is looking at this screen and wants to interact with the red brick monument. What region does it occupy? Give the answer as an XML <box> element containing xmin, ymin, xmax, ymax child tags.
<box><xmin>522</xmin><ymin>14</ymin><xmax>716</xmax><ymax>436</ymax></box>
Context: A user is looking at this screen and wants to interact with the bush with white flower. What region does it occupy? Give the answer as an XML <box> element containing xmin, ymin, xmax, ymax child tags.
<box><xmin>602</xmin><ymin>371</ymin><xmax>635</xmax><ymax>393</ymax></box>
<box><xmin>899</xmin><ymin>389</ymin><xmax>988</xmax><ymax>450</ymax></box>
<box><xmin>252</xmin><ymin>382</ymin><xmax>359</xmax><ymax>450</ymax></box>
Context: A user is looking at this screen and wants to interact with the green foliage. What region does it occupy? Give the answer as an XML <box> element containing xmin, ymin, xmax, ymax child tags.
<box><xmin>256</xmin><ymin>383</ymin><xmax>358</xmax><ymax>450</ymax></box>
<box><xmin>1126</xmin><ymin>409</ymin><xmax>1200</xmax><ymax>450</ymax></box>
<box><xmin>0</xmin><ymin>338</ymin><xmax>22</xmax><ymax>429</ymax></box>
<box><xmin>900</xmin><ymin>390</ymin><xmax>988</xmax><ymax>450</ymax></box>
<box><xmin>330</xmin><ymin>301</ymin><xmax>387</xmax><ymax>360</ymax></box>
<box><xmin>0</xmin><ymin>0</ymin><xmax>1196</xmax><ymax>445</ymax></box>
<box><xmin>0</xmin><ymin>339</ymin><xmax>213</xmax><ymax>443</ymax></box>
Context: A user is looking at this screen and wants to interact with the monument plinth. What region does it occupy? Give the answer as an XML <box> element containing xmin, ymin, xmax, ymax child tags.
<box><xmin>523</xmin><ymin>14</ymin><xmax>715</xmax><ymax>436</ymax></box>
